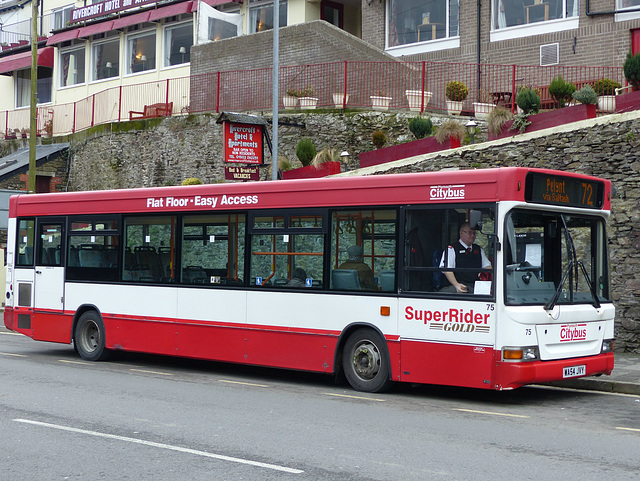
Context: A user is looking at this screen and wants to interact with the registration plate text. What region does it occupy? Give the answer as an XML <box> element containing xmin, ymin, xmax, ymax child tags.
<box><xmin>563</xmin><ymin>365</ymin><xmax>586</xmax><ymax>378</ymax></box>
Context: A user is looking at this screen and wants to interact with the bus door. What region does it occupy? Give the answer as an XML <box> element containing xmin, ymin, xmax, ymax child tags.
<box><xmin>34</xmin><ymin>218</ymin><xmax>65</xmax><ymax>313</ymax></box>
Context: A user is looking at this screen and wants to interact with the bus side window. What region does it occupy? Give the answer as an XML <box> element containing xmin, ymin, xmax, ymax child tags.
<box><xmin>123</xmin><ymin>216</ymin><xmax>176</xmax><ymax>283</ymax></box>
<box><xmin>16</xmin><ymin>219</ymin><xmax>35</xmax><ymax>266</ymax></box>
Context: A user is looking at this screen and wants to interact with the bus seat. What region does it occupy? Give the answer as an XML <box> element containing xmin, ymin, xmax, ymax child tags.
<box><xmin>183</xmin><ymin>266</ymin><xmax>208</xmax><ymax>284</ymax></box>
<box><xmin>380</xmin><ymin>270</ymin><xmax>395</xmax><ymax>292</ymax></box>
<box><xmin>332</xmin><ymin>269</ymin><xmax>361</xmax><ymax>290</ymax></box>
<box><xmin>78</xmin><ymin>249</ymin><xmax>104</xmax><ymax>268</ymax></box>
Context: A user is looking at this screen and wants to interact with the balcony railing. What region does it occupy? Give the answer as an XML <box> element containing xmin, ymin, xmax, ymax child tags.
<box><xmin>0</xmin><ymin>60</ymin><xmax>626</xmax><ymax>139</ymax></box>
<box><xmin>0</xmin><ymin>13</ymin><xmax>53</xmax><ymax>50</ymax></box>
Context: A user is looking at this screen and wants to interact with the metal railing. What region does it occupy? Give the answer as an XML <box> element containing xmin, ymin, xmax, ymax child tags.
<box><xmin>0</xmin><ymin>60</ymin><xmax>626</xmax><ymax>139</ymax></box>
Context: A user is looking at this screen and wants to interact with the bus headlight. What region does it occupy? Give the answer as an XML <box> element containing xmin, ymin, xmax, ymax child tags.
<box><xmin>601</xmin><ymin>339</ymin><xmax>614</xmax><ymax>353</ymax></box>
<box><xmin>502</xmin><ymin>346</ymin><xmax>539</xmax><ymax>362</ymax></box>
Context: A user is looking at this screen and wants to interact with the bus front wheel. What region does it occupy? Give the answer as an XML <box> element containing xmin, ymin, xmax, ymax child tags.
<box><xmin>342</xmin><ymin>328</ymin><xmax>391</xmax><ymax>393</ymax></box>
<box><xmin>74</xmin><ymin>311</ymin><xmax>110</xmax><ymax>361</ymax></box>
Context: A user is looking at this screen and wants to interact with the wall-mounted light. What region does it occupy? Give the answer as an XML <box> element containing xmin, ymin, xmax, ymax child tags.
<box><xmin>465</xmin><ymin>118</ymin><xmax>477</xmax><ymax>144</ymax></box>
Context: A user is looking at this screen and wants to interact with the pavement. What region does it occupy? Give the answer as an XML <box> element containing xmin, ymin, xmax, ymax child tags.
<box><xmin>549</xmin><ymin>352</ymin><xmax>640</xmax><ymax>395</ymax></box>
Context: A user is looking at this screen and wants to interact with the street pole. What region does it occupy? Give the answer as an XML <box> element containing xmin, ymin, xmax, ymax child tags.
<box><xmin>271</xmin><ymin>0</ymin><xmax>279</xmax><ymax>181</ymax></box>
<box><xmin>29</xmin><ymin>0</ymin><xmax>38</xmax><ymax>194</ymax></box>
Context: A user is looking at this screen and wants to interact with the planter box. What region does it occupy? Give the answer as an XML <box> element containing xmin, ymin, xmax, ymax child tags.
<box><xmin>405</xmin><ymin>90</ymin><xmax>433</xmax><ymax>112</ymax></box>
<box><xmin>370</xmin><ymin>95</ymin><xmax>392</xmax><ymax>111</ymax></box>
<box><xmin>446</xmin><ymin>99</ymin><xmax>464</xmax><ymax>115</ymax></box>
<box><xmin>597</xmin><ymin>95</ymin><xmax>616</xmax><ymax>113</ymax></box>
<box><xmin>472</xmin><ymin>102</ymin><xmax>496</xmax><ymax>120</ymax></box>
<box><xmin>359</xmin><ymin>136</ymin><xmax>455</xmax><ymax>168</ymax></box>
<box><xmin>281</xmin><ymin>161</ymin><xmax>341</xmax><ymax>180</ymax></box>
<box><xmin>283</xmin><ymin>95</ymin><xmax>298</xmax><ymax>109</ymax></box>
<box><xmin>299</xmin><ymin>97</ymin><xmax>318</xmax><ymax>110</ymax></box>
<box><xmin>615</xmin><ymin>89</ymin><xmax>640</xmax><ymax>113</ymax></box>
<box><xmin>489</xmin><ymin>103</ymin><xmax>597</xmax><ymax>141</ymax></box>
<box><xmin>333</xmin><ymin>93</ymin><xmax>350</xmax><ymax>109</ymax></box>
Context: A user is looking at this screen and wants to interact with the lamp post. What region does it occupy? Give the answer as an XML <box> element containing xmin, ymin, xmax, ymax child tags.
<box><xmin>465</xmin><ymin>118</ymin><xmax>477</xmax><ymax>144</ymax></box>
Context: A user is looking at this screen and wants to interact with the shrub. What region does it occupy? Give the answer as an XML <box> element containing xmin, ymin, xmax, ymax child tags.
<box><xmin>593</xmin><ymin>78</ymin><xmax>621</xmax><ymax>96</ymax></box>
<box><xmin>548</xmin><ymin>75</ymin><xmax>576</xmax><ymax>108</ymax></box>
<box><xmin>182</xmin><ymin>177</ymin><xmax>203</xmax><ymax>185</ymax></box>
<box><xmin>516</xmin><ymin>87</ymin><xmax>541</xmax><ymax>114</ymax></box>
<box><xmin>296</xmin><ymin>138</ymin><xmax>317</xmax><ymax>166</ymax></box>
<box><xmin>624</xmin><ymin>51</ymin><xmax>640</xmax><ymax>90</ymax></box>
<box><xmin>312</xmin><ymin>148</ymin><xmax>337</xmax><ymax>168</ymax></box>
<box><xmin>572</xmin><ymin>85</ymin><xmax>598</xmax><ymax>105</ymax></box>
<box><xmin>487</xmin><ymin>106</ymin><xmax>513</xmax><ymax>137</ymax></box>
<box><xmin>445</xmin><ymin>81</ymin><xmax>469</xmax><ymax>101</ymax></box>
<box><xmin>278</xmin><ymin>156</ymin><xmax>295</xmax><ymax>171</ymax></box>
<box><xmin>435</xmin><ymin>120</ymin><xmax>466</xmax><ymax>144</ymax></box>
<box><xmin>510</xmin><ymin>113</ymin><xmax>532</xmax><ymax>134</ymax></box>
<box><xmin>408</xmin><ymin>116</ymin><xmax>433</xmax><ymax>139</ymax></box>
<box><xmin>371</xmin><ymin>130</ymin><xmax>388</xmax><ymax>149</ymax></box>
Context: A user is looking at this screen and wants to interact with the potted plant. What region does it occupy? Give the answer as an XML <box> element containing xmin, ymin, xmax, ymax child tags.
<box><xmin>435</xmin><ymin>120</ymin><xmax>466</xmax><ymax>148</ymax></box>
<box><xmin>445</xmin><ymin>81</ymin><xmax>468</xmax><ymax>115</ymax></box>
<box><xmin>283</xmin><ymin>88</ymin><xmax>300</xmax><ymax>109</ymax></box>
<box><xmin>516</xmin><ymin>86</ymin><xmax>541</xmax><ymax>114</ymax></box>
<box><xmin>571</xmin><ymin>85</ymin><xmax>598</xmax><ymax>118</ymax></box>
<box><xmin>472</xmin><ymin>90</ymin><xmax>496</xmax><ymax>120</ymax></box>
<box><xmin>298</xmin><ymin>85</ymin><xmax>319</xmax><ymax>110</ymax></box>
<box><xmin>487</xmin><ymin>106</ymin><xmax>513</xmax><ymax>138</ymax></box>
<box><xmin>370</xmin><ymin>90</ymin><xmax>392</xmax><ymax>111</ymax></box>
<box><xmin>548</xmin><ymin>75</ymin><xmax>576</xmax><ymax>108</ymax></box>
<box><xmin>593</xmin><ymin>78</ymin><xmax>621</xmax><ymax>113</ymax></box>
<box><xmin>623</xmin><ymin>51</ymin><xmax>640</xmax><ymax>91</ymax></box>
<box><xmin>372</xmin><ymin>130</ymin><xmax>388</xmax><ymax>149</ymax></box>
<box><xmin>408</xmin><ymin>116</ymin><xmax>433</xmax><ymax>139</ymax></box>
<box><xmin>405</xmin><ymin>89</ymin><xmax>433</xmax><ymax>112</ymax></box>
<box><xmin>333</xmin><ymin>92</ymin><xmax>350</xmax><ymax>109</ymax></box>
<box><xmin>296</xmin><ymin>138</ymin><xmax>317</xmax><ymax>166</ymax></box>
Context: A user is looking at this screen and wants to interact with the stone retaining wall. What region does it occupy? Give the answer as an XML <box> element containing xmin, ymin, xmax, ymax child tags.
<box><xmin>56</xmin><ymin>110</ymin><xmax>640</xmax><ymax>351</ymax></box>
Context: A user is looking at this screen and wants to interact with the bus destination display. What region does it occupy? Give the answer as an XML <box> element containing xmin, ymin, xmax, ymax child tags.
<box><xmin>525</xmin><ymin>173</ymin><xmax>604</xmax><ymax>209</ymax></box>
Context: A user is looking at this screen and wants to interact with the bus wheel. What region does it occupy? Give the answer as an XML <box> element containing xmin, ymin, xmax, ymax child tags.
<box><xmin>342</xmin><ymin>328</ymin><xmax>391</xmax><ymax>393</ymax></box>
<box><xmin>74</xmin><ymin>311</ymin><xmax>110</xmax><ymax>361</ymax></box>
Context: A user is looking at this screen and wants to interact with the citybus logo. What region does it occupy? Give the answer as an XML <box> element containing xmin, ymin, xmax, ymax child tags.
<box><xmin>430</xmin><ymin>184</ymin><xmax>465</xmax><ymax>200</ymax></box>
<box><xmin>560</xmin><ymin>324</ymin><xmax>587</xmax><ymax>342</ymax></box>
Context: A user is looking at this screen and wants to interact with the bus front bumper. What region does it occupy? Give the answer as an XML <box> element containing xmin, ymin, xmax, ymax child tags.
<box><xmin>494</xmin><ymin>352</ymin><xmax>614</xmax><ymax>390</ymax></box>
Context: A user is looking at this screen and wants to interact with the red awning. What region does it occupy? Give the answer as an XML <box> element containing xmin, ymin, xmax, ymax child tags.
<box><xmin>78</xmin><ymin>20</ymin><xmax>115</xmax><ymax>38</ymax></box>
<box><xmin>149</xmin><ymin>1</ymin><xmax>192</xmax><ymax>21</ymax></box>
<box><xmin>112</xmin><ymin>10</ymin><xmax>152</xmax><ymax>30</ymax></box>
<box><xmin>0</xmin><ymin>47</ymin><xmax>55</xmax><ymax>75</ymax></box>
<box><xmin>46</xmin><ymin>29</ymin><xmax>80</xmax><ymax>46</ymax></box>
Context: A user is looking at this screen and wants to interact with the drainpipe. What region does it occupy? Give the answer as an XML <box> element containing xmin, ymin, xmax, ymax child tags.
<box><xmin>477</xmin><ymin>0</ymin><xmax>481</xmax><ymax>100</ymax></box>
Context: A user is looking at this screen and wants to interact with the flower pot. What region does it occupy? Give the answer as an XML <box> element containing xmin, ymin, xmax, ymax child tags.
<box><xmin>333</xmin><ymin>93</ymin><xmax>350</xmax><ymax>109</ymax></box>
<box><xmin>299</xmin><ymin>97</ymin><xmax>319</xmax><ymax>110</ymax></box>
<box><xmin>281</xmin><ymin>161</ymin><xmax>341</xmax><ymax>180</ymax></box>
<box><xmin>597</xmin><ymin>95</ymin><xmax>615</xmax><ymax>113</ymax></box>
<box><xmin>446</xmin><ymin>99</ymin><xmax>463</xmax><ymax>115</ymax></box>
<box><xmin>449</xmin><ymin>136</ymin><xmax>461</xmax><ymax>148</ymax></box>
<box><xmin>472</xmin><ymin>102</ymin><xmax>496</xmax><ymax>120</ymax></box>
<box><xmin>405</xmin><ymin>90</ymin><xmax>433</xmax><ymax>112</ymax></box>
<box><xmin>283</xmin><ymin>95</ymin><xmax>298</xmax><ymax>109</ymax></box>
<box><xmin>370</xmin><ymin>95</ymin><xmax>392</xmax><ymax>111</ymax></box>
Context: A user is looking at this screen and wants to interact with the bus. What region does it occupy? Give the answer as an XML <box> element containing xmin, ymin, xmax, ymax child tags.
<box><xmin>3</xmin><ymin>167</ymin><xmax>614</xmax><ymax>392</ymax></box>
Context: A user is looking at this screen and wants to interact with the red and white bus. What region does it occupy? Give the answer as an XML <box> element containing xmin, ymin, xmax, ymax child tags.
<box><xmin>4</xmin><ymin>167</ymin><xmax>614</xmax><ymax>392</ymax></box>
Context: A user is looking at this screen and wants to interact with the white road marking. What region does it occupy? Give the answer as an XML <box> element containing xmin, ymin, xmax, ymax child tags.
<box><xmin>0</xmin><ymin>352</ymin><xmax>27</xmax><ymax>357</ymax></box>
<box><xmin>58</xmin><ymin>360</ymin><xmax>92</xmax><ymax>365</ymax></box>
<box><xmin>0</xmin><ymin>331</ymin><xmax>22</xmax><ymax>336</ymax></box>
<box><xmin>14</xmin><ymin>419</ymin><xmax>303</xmax><ymax>474</ymax></box>
<box><xmin>323</xmin><ymin>393</ymin><xmax>386</xmax><ymax>402</ymax></box>
<box><xmin>616</xmin><ymin>427</ymin><xmax>640</xmax><ymax>433</ymax></box>
<box><xmin>454</xmin><ymin>408</ymin><xmax>530</xmax><ymax>418</ymax></box>
<box><xmin>130</xmin><ymin>369</ymin><xmax>173</xmax><ymax>376</ymax></box>
<box><xmin>218</xmin><ymin>379</ymin><xmax>269</xmax><ymax>388</ymax></box>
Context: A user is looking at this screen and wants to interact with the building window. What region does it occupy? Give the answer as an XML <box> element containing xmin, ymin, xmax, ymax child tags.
<box><xmin>618</xmin><ymin>0</ymin><xmax>640</xmax><ymax>9</ymax></box>
<box><xmin>53</xmin><ymin>5</ymin><xmax>74</xmax><ymax>30</ymax></box>
<box><xmin>248</xmin><ymin>0</ymin><xmax>287</xmax><ymax>33</ymax></box>
<box><xmin>493</xmin><ymin>0</ymin><xmax>578</xmax><ymax>30</ymax></box>
<box><xmin>164</xmin><ymin>22</ymin><xmax>192</xmax><ymax>67</ymax></box>
<box><xmin>93</xmin><ymin>40</ymin><xmax>119</xmax><ymax>81</ymax></box>
<box><xmin>388</xmin><ymin>0</ymin><xmax>460</xmax><ymax>48</ymax></box>
<box><xmin>127</xmin><ymin>31</ymin><xmax>156</xmax><ymax>74</ymax></box>
<box><xmin>60</xmin><ymin>47</ymin><xmax>86</xmax><ymax>87</ymax></box>
<box><xmin>16</xmin><ymin>68</ymin><xmax>52</xmax><ymax>108</ymax></box>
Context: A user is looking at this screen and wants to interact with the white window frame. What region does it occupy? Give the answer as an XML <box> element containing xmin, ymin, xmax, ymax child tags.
<box><xmin>384</xmin><ymin>0</ymin><xmax>461</xmax><ymax>56</ymax></box>
<box><xmin>59</xmin><ymin>45</ymin><xmax>87</xmax><ymax>89</ymax></box>
<box><xmin>91</xmin><ymin>38</ymin><xmax>120</xmax><ymax>82</ymax></box>
<box><xmin>163</xmin><ymin>21</ymin><xmax>192</xmax><ymax>68</ymax></box>
<box><xmin>490</xmin><ymin>0</ymin><xmax>579</xmax><ymax>41</ymax></box>
<box><xmin>53</xmin><ymin>4</ymin><xmax>75</xmax><ymax>30</ymax></box>
<box><xmin>615</xmin><ymin>0</ymin><xmax>640</xmax><ymax>22</ymax></box>
<box><xmin>125</xmin><ymin>30</ymin><xmax>157</xmax><ymax>76</ymax></box>
<box><xmin>248</xmin><ymin>0</ymin><xmax>288</xmax><ymax>34</ymax></box>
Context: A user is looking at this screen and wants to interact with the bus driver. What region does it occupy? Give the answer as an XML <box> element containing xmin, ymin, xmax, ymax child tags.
<box><xmin>439</xmin><ymin>223</ymin><xmax>492</xmax><ymax>294</ymax></box>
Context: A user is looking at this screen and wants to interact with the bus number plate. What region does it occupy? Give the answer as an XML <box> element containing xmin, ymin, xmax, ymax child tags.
<box><xmin>563</xmin><ymin>365</ymin><xmax>586</xmax><ymax>378</ymax></box>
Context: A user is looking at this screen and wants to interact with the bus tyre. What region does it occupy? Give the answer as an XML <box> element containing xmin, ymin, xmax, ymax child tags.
<box><xmin>74</xmin><ymin>311</ymin><xmax>110</xmax><ymax>361</ymax></box>
<box><xmin>342</xmin><ymin>328</ymin><xmax>391</xmax><ymax>393</ymax></box>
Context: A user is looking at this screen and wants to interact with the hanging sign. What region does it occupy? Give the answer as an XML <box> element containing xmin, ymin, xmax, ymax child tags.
<box><xmin>223</xmin><ymin>121</ymin><xmax>263</xmax><ymax>165</ymax></box>
<box><xmin>225</xmin><ymin>165</ymin><xmax>261</xmax><ymax>182</ymax></box>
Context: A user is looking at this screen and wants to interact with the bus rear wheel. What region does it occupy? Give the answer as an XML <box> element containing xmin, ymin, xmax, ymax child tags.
<box><xmin>74</xmin><ymin>311</ymin><xmax>110</xmax><ymax>361</ymax></box>
<box><xmin>342</xmin><ymin>328</ymin><xmax>391</xmax><ymax>393</ymax></box>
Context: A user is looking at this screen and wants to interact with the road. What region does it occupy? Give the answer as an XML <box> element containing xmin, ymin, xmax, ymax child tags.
<box><xmin>1</xmin><ymin>326</ymin><xmax>640</xmax><ymax>480</ymax></box>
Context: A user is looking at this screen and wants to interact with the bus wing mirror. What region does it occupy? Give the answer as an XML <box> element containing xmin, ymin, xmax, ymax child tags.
<box><xmin>469</xmin><ymin>210</ymin><xmax>483</xmax><ymax>230</ymax></box>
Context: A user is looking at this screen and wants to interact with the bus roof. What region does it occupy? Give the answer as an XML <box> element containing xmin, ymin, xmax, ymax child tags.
<box><xmin>9</xmin><ymin>167</ymin><xmax>611</xmax><ymax>217</ymax></box>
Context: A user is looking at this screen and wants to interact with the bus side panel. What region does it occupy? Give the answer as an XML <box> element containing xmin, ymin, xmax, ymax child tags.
<box><xmin>176</xmin><ymin>322</ymin><xmax>246</xmax><ymax>363</ymax></box>
<box><xmin>109</xmin><ymin>317</ymin><xmax>179</xmax><ymax>356</ymax></box>
<box><xmin>32</xmin><ymin>310</ymin><xmax>73</xmax><ymax>344</ymax></box>
<box><xmin>399</xmin><ymin>340</ymin><xmax>496</xmax><ymax>389</ymax></box>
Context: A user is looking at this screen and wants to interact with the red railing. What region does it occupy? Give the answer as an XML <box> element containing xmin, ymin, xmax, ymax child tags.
<box><xmin>1</xmin><ymin>60</ymin><xmax>626</xmax><ymax>139</ymax></box>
